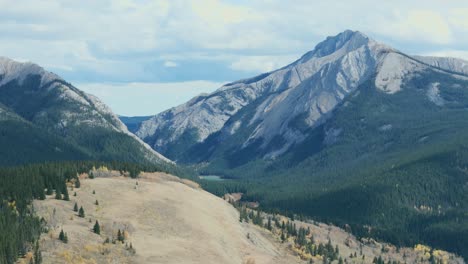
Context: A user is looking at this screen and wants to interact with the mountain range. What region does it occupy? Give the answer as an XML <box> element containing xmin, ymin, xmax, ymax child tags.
<box><xmin>1</xmin><ymin>29</ymin><xmax>467</xmax><ymax>259</ymax></box>
<box><xmin>127</xmin><ymin>30</ymin><xmax>468</xmax><ymax>258</ymax></box>
<box><xmin>134</xmin><ymin>30</ymin><xmax>468</xmax><ymax>164</ymax></box>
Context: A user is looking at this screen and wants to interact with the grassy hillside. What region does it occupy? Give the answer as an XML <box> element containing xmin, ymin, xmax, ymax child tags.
<box><xmin>0</xmin><ymin>160</ymin><xmax>193</xmax><ymax>264</ymax></box>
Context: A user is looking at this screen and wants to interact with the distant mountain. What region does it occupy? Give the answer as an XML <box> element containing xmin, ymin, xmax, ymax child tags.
<box><xmin>119</xmin><ymin>115</ymin><xmax>152</xmax><ymax>133</ymax></box>
<box><xmin>136</xmin><ymin>30</ymin><xmax>468</xmax><ymax>162</ymax></box>
<box><xmin>0</xmin><ymin>57</ymin><xmax>171</xmax><ymax>166</ymax></box>
<box><xmin>135</xmin><ymin>31</ymin><xmax>468</xmax><ymax>258</ymax></box>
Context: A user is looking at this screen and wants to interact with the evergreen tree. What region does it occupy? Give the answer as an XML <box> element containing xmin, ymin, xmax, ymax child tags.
<box><xmin>93</xmin><ymin>220</ymin><xmax>101</xmax><ymax>235</ymax></box>
<box><xmin>55</xmin><ymin>189</ymin><xmax>62</xmax><ymax>200</ymax></box>
<box><xmin>73</xmin><ymin>202</ymin><xmax>78</xmax><ymax>212</ymax></box>
<box><xmin>63</xmin><ymin>187</ymin><xmax>70</xmax><ymax>201</ymax></box>
<box><xmin>78</xmin><ymin>206</ymin><xmax>85</xmax><ymax>218</ymax></box>
<box><xmin>59</xmin><ymin>229</ymin><xmax>66</xmax><ymax>242</ymax></box>
<box><xmin>75</xmin><ymin>178</ymin><xmax>81</xmax><ymax>188</ymax></box>
<box><xmin>117</xmin><ymin>229</ymin><xmax>125</xmax><ymax>242</ymax></box>
<box><xmin>34</xmin><ymin>241</ymin><xmax>42</xmax><ymax>264</ymax></box>
<box><xmin>267</xmin><ymin>217</ymin><xmax>272</xmax><ymax>230</ymax></box>
<box><xmin>95</xmin><ymin>200</ymin><xmax>99</xmax><ymax>206</ymax></box>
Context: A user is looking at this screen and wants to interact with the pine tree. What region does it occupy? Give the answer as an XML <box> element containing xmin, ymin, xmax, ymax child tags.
<box><xmin>55</xmin><ymin>189</ymin><xmax>62</xmax><ymax>200</ymax></box>
<box><xmin>93</xmin><ymin>220</ymin><xmax>101</xmax><ymax>235</ymax></box>
<box><xmin>117</xmin><ymin>229</ymin><xmax>125</xmax><ymax>242</ymax></box>
<box><xmin>73</xmin><ymin>202</ymin><xmax>78</xmax><ymax>212</ymax></box>
<box><xmin>34</xmin><ymin>241</ymin><xmax>42</xmax><ymax>264</ymax></box>
<box><xmin>92</xmin><ymin>190</ymin><xmax>96</xmax><ymax>194</ymax></box>
<box><xmin>75</xmin><ymin>178</ymin><xmax>81</xmax><ymax>188</ymax></box>
<box><xmin>95</xmin><ymin>200</ymin><xmax>99</xmax><ymax>206</ymax></box>
<box><xmin>267</xmin><ymin>217</ymin><xmax>272</xmax><ymax>230</ymax></box>
<box><xmin>78</xmin><ymin>206</ymin><xmax>85</xmax><ymax>218</ymax></box>
<box><xmin>59</xmin><ymin>229</ymin><xmax>65</xmax><ymax>242</ymax></box>
<box><xmin>63</xmin><ymin>187</ymin><xmax>70</xmax><ymax>201</ymax></box>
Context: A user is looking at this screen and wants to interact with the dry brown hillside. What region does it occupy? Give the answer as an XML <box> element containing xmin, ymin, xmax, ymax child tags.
<box><xmin>30</xmin><ymin>172</ymin><xmax>302</xmax><ymax>264</ymax></box>
<box><xmin>25</xmin><ymin>171</ymin><xmax>464</xmax><ymax>264</ymax></box>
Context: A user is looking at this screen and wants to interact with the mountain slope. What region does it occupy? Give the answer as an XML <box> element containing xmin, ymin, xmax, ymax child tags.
<box><xmin>119</xmin><ymin>115</ymin><xmax>152</xmax><ymax>133</ymax></box>
<box><xmin>0</xmin><ymin>57</ymin><xmax>170</xmax><ymax>165</ymax></box>
<box><xmin>135</xmin><ymin>31</ymin><xmax>468</xmax><ymax>259</ymax></box>
<box><xmin>136</xmin><ymin>31</ymin><xmax>468</xmax><ymax>162</ymax></box>
<box><xmin>137</xmin><ymin>30</ymin><xmax>385</xmax><ymax>158</ymax></box>
<box><xmin>0</xmin><ymin>104</ymin><xmax>89</xmax><ymax>165</ymax></box>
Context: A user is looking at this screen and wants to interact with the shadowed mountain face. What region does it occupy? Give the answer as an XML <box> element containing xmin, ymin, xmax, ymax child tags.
<box><xmin>0</xmin><ymin>57</ymin><xmax>171</xmax><ymax>166</ymax></box>
<box><xmin>134</xmin><ymin>31</ymin><xmax>468</xmax><ymax>259</ymax></box>
<box><xmin>119</xmin><ymin>115</ymin><xmax>152</xmax><ymax>133</ymax></box>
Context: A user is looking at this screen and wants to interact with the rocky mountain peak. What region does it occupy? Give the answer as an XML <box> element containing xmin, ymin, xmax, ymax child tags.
<box><xmin>135</xmin><ymin>30</ymin><xmax>468</xmax><ymax>161</ymax></box>
<box><xmin>300</xmin><ymin>30</ymin><xmax>370</xmax><ymax>60</ymax></box>
<box><xmin>0</xmin><ymin>56</ymin><xmax>60</xmax><ymax>87</ymax></box>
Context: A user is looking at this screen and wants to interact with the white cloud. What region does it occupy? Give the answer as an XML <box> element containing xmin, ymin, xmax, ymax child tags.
<box><xmin>78</xmin><ymin>80</ymin><xmax>225</xmax><ymax>116</ymax></box>
<box><xmin>448</xmin><ymin>8</ymin><xmax>468</xmax><ymax>31</ymax></box>
<box><xmin>380</xmin><ymin>10</ymin><xmax>453</xmax><ymax>44</ymax></box>
<box><xmin>1</xmin><ymin>0</ymin><xmax>468</xmax><ymax>114</ymax></box>
<box><xmin>163</xmin><ymin>61</ymin><xmax>178</xmax><ymax>67</ymax></box>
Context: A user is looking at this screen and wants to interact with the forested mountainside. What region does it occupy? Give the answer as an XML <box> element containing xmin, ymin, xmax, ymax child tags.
<box><xmin>135</xmin><ymin>31</ymin><xmax>468</xmax><ymax>260</ymax></box>
<box><xmin>0</xmin><ymin>57</ymin><xmax>170</xmax><ymax>166</ymax></box>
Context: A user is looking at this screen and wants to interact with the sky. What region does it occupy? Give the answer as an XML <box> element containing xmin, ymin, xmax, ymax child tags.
<box><xmin>1</xmin><ymin>0</ymin><xmax>468</xmax><ymax>116</ymax></box>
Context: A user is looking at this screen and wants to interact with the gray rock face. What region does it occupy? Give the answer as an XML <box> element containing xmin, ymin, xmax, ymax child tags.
<box><xmin>0</xmin><ymin>57</ymin><xmax>171</xmax><ymax>164</ymax></box>
<box><xmin>413</xmin><ymin>55</ymin><xmax>468</xmax><ymax>75</ymax></box>
<box><xmin>135</xmin><ymin>30</ymin><xmax>468</xmax><ymax>160</ymax></box>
